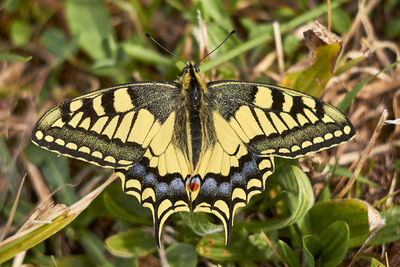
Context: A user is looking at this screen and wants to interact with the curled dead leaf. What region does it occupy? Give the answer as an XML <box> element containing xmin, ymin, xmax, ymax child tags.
<box><xmin>280</xmin><ymin>21</ymin><xmax>343</xmax><ymax>96</ymax></box>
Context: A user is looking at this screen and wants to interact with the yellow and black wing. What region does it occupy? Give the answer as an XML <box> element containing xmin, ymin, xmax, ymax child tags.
<box><xmin>191</xmin><ymin>80</ymin><xmax>355</xmax><ymax>244</ymax></box>
<box><xmin>115</xmin><ymin>110</ymin><xmax>193</xmax><ymax>247</ymax></box>
<box><xmin>32</xmin><ymin>82</ymin><xmax>182</xmax><ymax>168</ymax></box>
<box><xmin>208</xmin><ymin>81</ymin><xmax>355</xmax><ymax>158</ymax></box>
<box><xmin>190</xmin><ymin>110</ymin><xmax>274</xmax><ymax>245</ymax></box>
<box><xmin>32</xmin><ymin>82</ymin><xmax>192</xmax><ymax>246</ymax></box>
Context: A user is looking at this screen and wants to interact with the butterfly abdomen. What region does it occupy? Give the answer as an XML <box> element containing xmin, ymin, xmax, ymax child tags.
<box><xmin>188</xmin><ymin>108</ymin><xmax>202</xmax><ymax>166</ymax></box>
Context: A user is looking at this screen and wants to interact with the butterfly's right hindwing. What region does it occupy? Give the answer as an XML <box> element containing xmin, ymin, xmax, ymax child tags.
<box><xmin>32</xmin><ymin>82</ymin><xmax>182</xmax><ymax>168</ymax></box>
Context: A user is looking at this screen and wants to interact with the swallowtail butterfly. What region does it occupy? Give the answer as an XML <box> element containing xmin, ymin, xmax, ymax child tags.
<box><xmin>32</xmin><ymin>32</ymin><xmax>355</xmax><ymax>246</ymax></box>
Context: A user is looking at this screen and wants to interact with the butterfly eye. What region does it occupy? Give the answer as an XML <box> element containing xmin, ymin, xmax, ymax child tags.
<box><xmin>194</xmin><ymin>65</ymin><xmax>200</xmax><ymax>73</ymax></box>
<box><xmin>182</xmin><ymin>66</ymin><xmax>188</xmax><ymax>74</ymax></box>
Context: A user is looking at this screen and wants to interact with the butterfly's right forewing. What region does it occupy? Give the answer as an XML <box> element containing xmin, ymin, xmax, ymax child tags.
<box><xmin>32</xmin><ymin>82</ymin><xmax>182</xmax><ymax>168</ymax></box>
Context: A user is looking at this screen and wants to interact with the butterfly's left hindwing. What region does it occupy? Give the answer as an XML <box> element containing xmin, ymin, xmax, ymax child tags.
<box><xmin>115</xmin><ymin>110</ymin><xmax>191</xmax><ymax>247</ymax></box>
<box><xmin>208</xmin><ymin>81</ymin><xmax>355</xmax><ymax>158</ymax></box>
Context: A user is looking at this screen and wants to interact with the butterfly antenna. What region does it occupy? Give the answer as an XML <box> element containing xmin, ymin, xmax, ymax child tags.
<box><xmin>195</xmin><ymin>30</ymin><xmax>236</xmax><ymax>67</ymax></box>
<box><xmin>145</xmin><ymin>33</ymin><xmax>187</xmax><ymax>66</ymax></box>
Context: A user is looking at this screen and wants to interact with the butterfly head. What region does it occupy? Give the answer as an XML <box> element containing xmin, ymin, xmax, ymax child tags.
<box><xmin>182</xmin><ymin>62</ymin><xmax>200</xmax><ymax>75</ymax></box>
<box><xmin>181</xmin><ymin>62</ymin><xmax>207</xmax><ymax>95</ymax></box>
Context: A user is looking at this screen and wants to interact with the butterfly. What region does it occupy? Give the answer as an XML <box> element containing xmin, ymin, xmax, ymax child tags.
<box><xmin>31</xmin><ymin>33</ymin><xmax>355</xmax><ymax>247</ymax></box>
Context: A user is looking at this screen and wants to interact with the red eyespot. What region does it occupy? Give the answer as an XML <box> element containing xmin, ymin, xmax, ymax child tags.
<box><xmin>186</xmin><ymin>176</ymin><xmax>201</xmax><ymax>192</ymax></box>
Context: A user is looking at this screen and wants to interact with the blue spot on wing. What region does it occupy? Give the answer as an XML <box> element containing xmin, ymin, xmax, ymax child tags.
<box><xmin>170</xmin><ymin>177</ymin><xmax>185</xmax><ymax>194</ymax></box>
<box><xmin>218</xmin><ymin>182</ymin><xmax>230</xmax><ymax>196</ymax></box>
<box><xmin>201</xmin><ymin>178</ymin><xmax>217</xmax><ymax>195</ymax></box>
<box><xmin>232</xmin><ymin>172</ymin><xmax>245</xmax><ymax>185</ymax></box>
<box><xmin>144</xmin><ymin>173</ymin><xmax>156</xmax><ymax>185</ymax></box>
<box><xmin>242</xmin><ymin>160</ymin><xmax>258</xmax><ymax>177</ymax></box>
<box><xmin>157</xmin><ymin>182</ymin><xmax>169</xmax><ymax>196</ymax></box>
<box><xmin>132</xmin><ymin>163</ymin><xmax>146</xmax><ymax>176</ymax></box>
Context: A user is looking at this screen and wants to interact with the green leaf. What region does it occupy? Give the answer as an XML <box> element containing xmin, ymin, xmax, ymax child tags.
<box><xmin>302</xmin><ymin>223</ymin><xmax>349</xmax><ymax>267</ymax></box>
<box><xmin>10</xmin><ymin>19</ymin><xmax>31</xmax><ymax>46</ymax></box>
<box><xmin>0</xmin><ymin>176</ymin><xmax>114</xmax><ymax>264</ymax></box>
<box><xmin>0</xmin><ymin>211</ymin><xmax>75</xmax><ymax>264</ymax></box>
<box><xmin>308</xmin><ymin>199</ymin><xmax>381</xmax><ymax>248</ymax></box>
<box><xmin>276</xmin><ymin>6</ymin><xmax>297</xmax><ymax>19</ymax></box>
<box><xmin>79</xmin><ymin>232</ymin><xmax>112</xmax><ymax>267</ymax></box>
<box><xmin>248</xmin><ymin>232</ymin><xmax>269</xmax><ymax>250</ymax></box>
<box><xmin>3</xmin><ymin>0</ymin><xmax>19</xmax><ymax>12</ymax></box>
<box><xmin>319</xmin><ymin>221</ymin><xmax>349</xmax><ymax>267</ymax></box>
<box><xmin>384</xmin><ymin>18</ymin><xmax>400</xmax><ymax>38</ymax></box>
<box><xmin>280</xmin><ymin>40</ymin><xmax>342</xmax><ymax>97</ymax></box>
<box><xmin>283</xmin><ymin>34</ymin><xmax>301</xmax><ymax>59</ymax></box>
<box><xmin>166</xmin><ymin>243</ymin><xmax>197</xmax><ymax>267</ymax></box>
<box><xmin>105</xmin><ymin>228</ymin><xmax>156</xmax><ymax>258</ymax></box>
<box><xmin>0</xmin><ymin>52</ymin><xmax>32</xmax><ymax>62</ymax></box>
<box><xmin>41</xmin><ymin>28</ymin><xmax>78</xmax><ymax>63</ymax></box>
<box><xmin>278</xmin><ymin>163</ymin><xmax>314</xmax><ymax>234</ymax></box>
<box><xmin>196</xmin><ymin>233</ymin><xmax>270</xmax><ymax>261</ymax></box>
<box><xmin>25</xmin><ymin>144</ymin><xmax>78</xmax><ymax>206</ymax></box>
<box><xmin>122</xmin><ymin>40</ymin><xmax>171</xmax><ymax>66</ymax></box>
<box><xmin>329</xmin><ymin>165</ymin><xmax>381</xmax><ymax>188</ymax></box>
<box><xmin>56</xmin><ymin>255</ymin><xmax>94</xmax><ymax>267</ymax></box>
<box><xmin>337</xmin><ymin>61</ymin><xmax>400</xmax><ymax>112</ymax></box>
<box><xmin>103</xmin><ymin>192</ymin><xmax>152</xmax><ymax>225</ymax></box>
<box><xmin>370</xmin><ymin>206</ymin><xmax>400</xmax><ymax>246</ymax></box>
<box><xmin>238</xmin><ymin>163</ymin><xmax>314</xmax><ymax>233</ymax></box>
<box><xmin>198</xmin><ymin>0</ymin><xmax>234</xmax><ymax>31</ymax></box>
<box><xmin>334</xmin><ymin>56</ymin><xmax>366</xmax><ymax>75</ymax></box>
<box><xmin>179</xmin><ymin>212</ymin><xmax>223</xmax><ymax>237</ymax></box>
<box><xmin>65</xmin><ymin>0</ymin><xmax>116</xmax><ymax>60</ymax></box>
<box><xmin>302</xmin><ymin>235</ymin><xmax>322</xmax><ymax>267</ymax></box>
<box><xmin>207</xmin><ymin>25</ymin><xmax>238</xmax><ymax>56</ymax></box>
<box><xmin>277</xmin><ymin>240</ymin><xmax>301</xmax><ymax>267</ymax></box>
<box><xmin>370</xmin><ymin>258</ymin><xmax>386</xmax><ymax>267</ymax></box>
<box><xmin>331</xmin><ymin>8</ymin><xmax>351</xmax><ymax>34</ymax></box>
